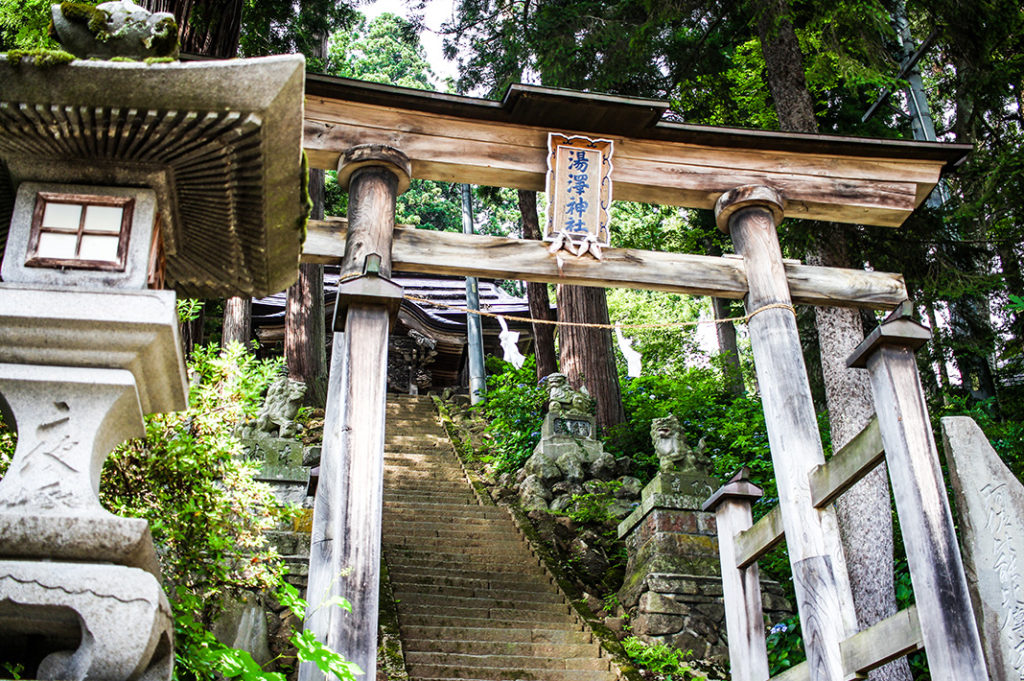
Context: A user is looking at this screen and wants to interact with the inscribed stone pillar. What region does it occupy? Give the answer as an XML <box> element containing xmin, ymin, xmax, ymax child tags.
<box><xmin>941</xmin><ymin>415</ymin><xmax>1024</xmax><ymax>680</ymax></box>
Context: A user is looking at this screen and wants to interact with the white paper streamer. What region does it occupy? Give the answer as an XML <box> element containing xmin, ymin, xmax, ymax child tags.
<box><xmin>615</xmin><ymin>323</ymin><xmax>642</xmax><ymax>377</ymax></box>
<box><xmin>498</xmin><ymin>316</ymin><xmax>526</xmax><ymax>369</ymax></box>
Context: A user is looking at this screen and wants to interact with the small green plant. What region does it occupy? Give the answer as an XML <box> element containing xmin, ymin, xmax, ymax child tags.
<box><xmin>1</xmin><ymin>661</ymin><xmax>24</xmax><ymax>679</ymax></box>
<box><xmin>621</xmin><ymin>636</ymin><xmax>703</xmax><ymax>680</ymax></box>
<box><xmin>177</xmin><ymin>298</ymin><xmax>205</xmax><ymax>324</ymax></box>
<box><xmin>176</xmin><ymin>583</ymin><xmax>360</xmax><ymax>681</ymax></box>
<box><xmin>565</xmin><ymin>481</ymin><xmax>622</xmax><ymax>524</ymax></box>
<box><xmin>0</xmin><ymin>412</ymin><xmax>16</xmax><ymax>478</ymax></box>
<box><xmin>766</xmin><ymin>616</ymin><xmax>804</xmax><ymax>676</ymax></box>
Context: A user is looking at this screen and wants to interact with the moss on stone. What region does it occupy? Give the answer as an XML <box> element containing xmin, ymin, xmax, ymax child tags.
<box><xmin>59</xmin><ymin>2</ymin><xmax>112</xmax><ymax>43</ymax></box>
<box><xmin>4</xmin><ymin>49</ymin><xmax>76</xmax><ymax>67</ymax></box>
<box><xmin>144</xmin><ymin>16</ymin><xmax>179</xmax><ymax>58</ymax></box>
<box><xmin>143</xmin><ymin>56</ymin><xmax>176</xmax><ymax>65</ymax></box>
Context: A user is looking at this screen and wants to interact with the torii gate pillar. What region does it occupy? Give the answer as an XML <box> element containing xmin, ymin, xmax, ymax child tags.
<box><xmin>717</xmin><ymin>186</ymin><xmax>857</xmax><ymax>681</ymax></box>
<box><xmin>300</xmin><ymin>145</ymin><xmax>411</xmax><ymax>681</ymax></box>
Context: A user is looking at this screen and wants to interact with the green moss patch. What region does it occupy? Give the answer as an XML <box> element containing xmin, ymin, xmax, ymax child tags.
<box><xmin>4</xmin><ymin>49</ymin><xmax>76</xmax><ymax>67</ymax></box>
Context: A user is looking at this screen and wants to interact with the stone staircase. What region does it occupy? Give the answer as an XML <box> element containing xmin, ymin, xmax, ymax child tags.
<box><xmin>383</xmin><ymin>395</ymin><xmax>618</xmax><ymax>681</ymax></box>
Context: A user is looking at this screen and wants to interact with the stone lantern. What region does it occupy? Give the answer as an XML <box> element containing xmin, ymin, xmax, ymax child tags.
<box><xmin>0</xmin><ymin>46</ymin><xmax>306</xmax><ymax>679</ymax></box>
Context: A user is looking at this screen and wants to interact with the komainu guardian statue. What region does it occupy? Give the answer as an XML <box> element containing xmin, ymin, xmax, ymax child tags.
<box><xmin>651</xmin><ymin>414</ymin><xmax>710</xmax><ymax>476</ymax></box>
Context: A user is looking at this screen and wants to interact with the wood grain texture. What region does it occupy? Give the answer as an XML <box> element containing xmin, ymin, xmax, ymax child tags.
<box><xmin>301</xmin><ymin>104</ymin><xmax>946</xmax><ymax>227</ymax></box>
<box><xmin>302</xmin><ymin>98</ymin><xmax>950</xmax><ymax>226</ymax></box>
<box><xmin>301</xmin><ymin>154</ymin><xmax>400</xmax><ymax>681</ymax></box>
<box><xmin>724</xmin><ymin>194</ymin><xmax>850</xmax><ymax>681</ymax></box>
<box><xmin>341</xmin><ymin>168</ymin><xmax>398</xmax><ymax>279</ymax></box>
<box><xmin>840</xmin><ymin>606</ymin><xmax>923</xmax><ymax>676</ymax></box>
<box><xmin>809</xmin><ymin>417</ymin><xmax>884</xmax><ymax>508</ymax></box>
<box><xmin>712</xmin><ymin>496</ymin><xmax>771</xmax><ymax>681</ymax></box>
<box><xmin>865</xmin><ymin>345</ymin><xmax>988</xmax><ymax>681</ymax></box>
<box><xmin>735</xmin><ymin>506</ymin><xmax>785</xmax><ymax>569</ymax></box>
<box><xmin>303</xmin><ymin>221</ymin><xmax>908</xmax><ymax>310</ymax></box>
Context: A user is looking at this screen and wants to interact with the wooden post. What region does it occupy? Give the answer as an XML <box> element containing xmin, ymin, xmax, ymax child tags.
<box><xmin>703</xmin><ymin>469</ymin><xmax>770</xmax><ymax>681</ymax></box>
<box><xmin>300</xmin><ymin>145</ymin><xmax>411</xmax><ymax>681</ymax></box>
<box><xmin>848</xmin><ymin>308</ymin><xmax>988</xmax><ymax>681</ymax></box>
<box><xmin>716</xmin><ymin>185</ymin><xmax>853</xmax><ymax>681</ymax></box>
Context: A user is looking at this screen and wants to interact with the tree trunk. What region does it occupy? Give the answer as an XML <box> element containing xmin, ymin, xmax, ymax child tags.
<box><xmin>556</xmin><ymin>284</ymin><xmax>624</xmax><ymax>431</ymax></box>
<box><xmin>706</xmin><ymin>237</ymin><xmax>744</xmax><ymax>397</ymax></box>
<box><xmin>517</xmin><ymin>190</ymin><xmax>558</xmax><ymax>379</ymax></box>
<box><xmin>222</xmin><ymin>295</ymin><xmax>251</xmax><ymax>348</ymax></box>
<box><xmin>140</xmin><ymin>0</ymin><xmax>243</xmax><ymax>58</ymax></box>
<box><xmin>285</xmin><ymin>168</ymin><xmax>328</xmax><ymax>406</ymax></box>
<box><xmin>757</xmin><ymin>3</ymin><xmax>908</xmax><ymax>679</ymax></box>
<box><xmin>712</xmin><ymin>296</ymin><xmax>745</xmax><ymax>397</ymax></box>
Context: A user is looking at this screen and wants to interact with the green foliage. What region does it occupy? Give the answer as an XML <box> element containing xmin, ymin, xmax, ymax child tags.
<box><xmin>766</xmin><ymin>617</ymin><xmax>804</xmax><ymax>676</ymax></box>
<box><xmin>477</xmin><ymin>355</ymin><xmax>546</xmax><ymax>473</ymax></box>
<box><xmin>177</xmin><ymin>298</ymin><xmax>205</xmax><ymax>324</ymax></box>
<box><xmin>174</xmin><ymin>584</ymin><xmax>359</xmax><ymax>681</ymax></box>
<box><xmin>565</xmin><ymin>481</ymin><xmax>622</xmax><ymax>524</ymax></box>
<box><xmin>621</xmin><ymin>636</ymin><xmax>703</xmax><ymax>680</ymax></box>
<box><xmin>238</xmin><ymin>0</ymin><xmax>356</xmax><ymax>66</ymax></box>
<box><xmin>326</xmin><ymin>13</ymin><xmax>435</xmax><ymax>89</ymax></box>
<box><xmin>0</xmin><ymin>412</ymin><xmax>15</xmax><ymax>480</ymax></box>
<box><xmin>100</xmin><ymin>343</ymin><xmax>291</xmax><ymax>678</ymax></box>
<box><xmin>934</xmin><ymin>396</ymin><xmax>1024</xmax><ymax>478</ymax></box>
<box><xmin>0</xmin><ymin>0</ymin><xmax>61</xmax><ymax>51</ymax></box>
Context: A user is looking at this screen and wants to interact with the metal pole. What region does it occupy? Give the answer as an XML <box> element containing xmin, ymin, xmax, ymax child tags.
<box><xmin>461</xmin><ymin>183</ymin><xmax>486</xmax><ymax>404</ymax></box>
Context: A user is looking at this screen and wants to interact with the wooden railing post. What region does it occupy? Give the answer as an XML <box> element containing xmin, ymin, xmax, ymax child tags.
<box><xmin>716</xmin><ymin>185</ymin><xmax>854</xmax><ymax>681</ymax></box>
<box><xmin>848</xmin><ymin>305</ymin><xmax>988</xmax><ymax>681</ymax></box>
<box><xmin>703</xmin><ymin>468</ymin><xmax>770</xmax><ymax>681</ymax></box>
<box><xmin>300</xmin><ymin>145</ymin><xmax>411</xmax><ymax>681</ymax></box>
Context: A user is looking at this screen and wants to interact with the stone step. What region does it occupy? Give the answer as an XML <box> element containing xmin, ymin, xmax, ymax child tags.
<box><xmin>398</xmin><ymin>608</ymin><xmax>575</xmax><ymax>628</ymax></box>
<box><xmin>382</xmin><ymin>516</ymin><xmax>502</xmax><ymax>529</ymax></box>
<box><xmin>399</xmin><ymin>625</ymin><xmax>591</xmax><ymax>645</ymax></box>
<box><xmin>385</xmin><ymin>535</ymin><xmax>527</xmax><ymax>550</ymax></box>
<box><xmin>405</xmin><ymin>651</ymin><xmax>610</xmax><ymax>672</ymax></box>
<box><xmin>405</xmin><ymin>664</ymin><xmax>615</xmax><ymax>681</ymax></box>
<box><xmin>390</xmin><ymin>581</ymin><xmax>562</xmax><ymax>603</ymax></box>
<box><xmin>384</xmin><ymin>551</ymin><xmax>538</xmax><ymax>569</ymax></box>
<box><xmin>390</xmin><ymin>591</ymin><xmax>569</xmax><ymax>613</ymax></box>
<box><xmin>383</xmin><ymin>490</ymin><xmax>481</xmax><ymax>503</ymax></box>
<box><xmin>387</xmin><ymin>564</ymin><xmax>551</xmax><ymax>584</ymax></box>
<box><xmin>388</xmin><ymin>572</ymin><xmax>555</xmax><ymax>594</ymax></box>
<box><xmin>401</xmin><ymin>638</ymin><xmax>598</xmax><ymax>658</ymax></box>
<box><xmin>383</xmin><ymin>497</ymin><xmax>488</xmax><ymax>509</ymax></box>
<box><xmin>384</xmin><ymin>527</ymin><xmax>525</xmax><ymax>542</ymax></box>
<box><xmin>385</xmin><ymin>472</ymin><xmax>467</xmax><ymax>483</ymax></box>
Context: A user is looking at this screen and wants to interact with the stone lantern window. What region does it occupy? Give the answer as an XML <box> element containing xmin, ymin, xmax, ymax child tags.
<box><xmin>27</xmin><ymin>192</ymin><xmax>133</xmax><ymax>270</ymax></box>
<box><xmin>2</xmin><ymin>182</ymin><xmax>157</xmax><ymax>289</ymax></box>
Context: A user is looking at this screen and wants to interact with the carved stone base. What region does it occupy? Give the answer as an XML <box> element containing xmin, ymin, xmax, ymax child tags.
<box><xmin>0</xmin><ymin>560</ymin><xmax>172</xmax><ymax>680</ymax></box>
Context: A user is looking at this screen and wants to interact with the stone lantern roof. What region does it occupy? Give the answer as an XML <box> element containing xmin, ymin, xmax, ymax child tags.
<box><xmin>0</xmin><ymin>54</ymin><xmax>307</xmax><ymax>297</ymax></box>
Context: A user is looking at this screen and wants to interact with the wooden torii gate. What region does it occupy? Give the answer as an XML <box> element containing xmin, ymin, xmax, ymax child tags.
<box><xmin>297</xmin><ymin>75</ymin><xmax>984</xmax><ymax>681</ymax></box>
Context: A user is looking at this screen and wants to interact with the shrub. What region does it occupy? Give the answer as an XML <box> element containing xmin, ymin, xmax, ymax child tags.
<box><xmin>477</xmin><ymin>355</ymin><xmax>546</xmax><ymax>473</ymax></box>
<box><xmin>622</xmin><ymin>636</ymin><xmax>703</xmax><ymax>680</ymax></box>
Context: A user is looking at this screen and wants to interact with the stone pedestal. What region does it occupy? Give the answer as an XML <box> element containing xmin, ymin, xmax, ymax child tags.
<box><xmin>0</xmin><ymin>286</ymin><xmax>185</xmax><ymax>681</ymax></box>
<box><xmin>616</xmin><ymin>470</ymin><xmax>793</xmax><ymax>663</ymax></box>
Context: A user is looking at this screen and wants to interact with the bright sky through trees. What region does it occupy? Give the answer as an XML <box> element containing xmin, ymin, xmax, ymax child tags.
<box><xmin>362</xmin><ymin>0</ymin><xmax>459</xmax><ymax>84</ymax></box>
